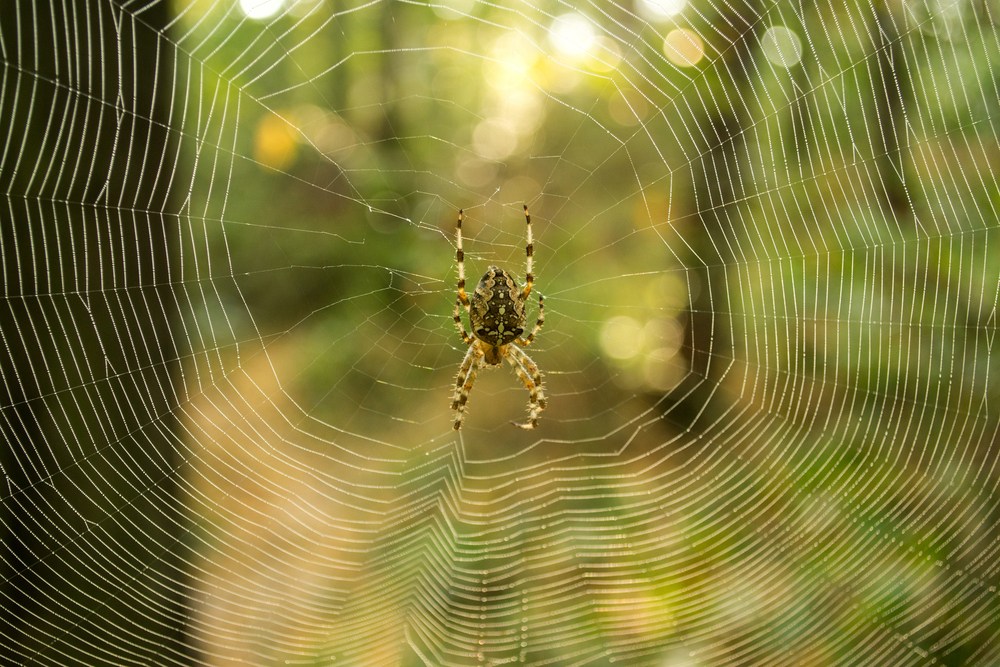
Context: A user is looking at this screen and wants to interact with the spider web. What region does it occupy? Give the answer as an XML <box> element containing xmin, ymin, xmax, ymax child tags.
<box><xmin>2</xmin><ymin>0</ymin><xmax>1000</xmax><ymax>665</ymax></box>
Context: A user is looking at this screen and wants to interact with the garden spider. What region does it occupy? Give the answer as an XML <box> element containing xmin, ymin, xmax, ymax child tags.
<box><xmin>451</xmin><ymin>205</ymin><xmax>546</xmax><ymax>430</ymax></box>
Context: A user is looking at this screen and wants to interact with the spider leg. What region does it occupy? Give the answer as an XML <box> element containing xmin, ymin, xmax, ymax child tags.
<box><xmin>520</xmin><ymin>204</ymin><xmax>534</xmax><ymax>301</ymax></box>
<box><xmin>452</xmin><ymin>342</ymin><xmax>483</xmax><ymax>430</ymax></box>
<box><xmin>506</xmin><ymin>345</ymin><xmax>546</xmax><ymax>429</ymax></box>
<box><xmin>454</xmin><ymin>297</ymin><xmax>474</xmax><ymax>344</ymax></box>
<box><xmin>510</xmin><ymin>345</ymin><xmax>546</xmax><ymax>410</ymax></box>
<box><xmin>456</xmin><ymin>209</ymin><xmax>471</xmax><ymax>310</ymax></box>
<box><xmin>516</xmin><ymin>294</ymin><xmax>544</xmax><ymax>347</ymax></box>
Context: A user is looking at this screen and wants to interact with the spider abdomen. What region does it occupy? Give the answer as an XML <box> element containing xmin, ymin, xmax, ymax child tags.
<box><xmin>470</xmin><ymin>266</ymin><xmax>526</xmax><ymax>350</ymax></box>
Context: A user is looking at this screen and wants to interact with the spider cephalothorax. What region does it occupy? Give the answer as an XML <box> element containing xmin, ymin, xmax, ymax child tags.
<box><xmin>451</xmin><ymin>206</ymin><xmax>545</xmax><ymax>430</ymax></box>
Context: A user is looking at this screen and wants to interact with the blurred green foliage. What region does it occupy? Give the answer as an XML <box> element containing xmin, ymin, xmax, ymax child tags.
<box><xmin>168</xmin><ymin>0</ymin><xmax>1000</xmax><ymax>663</ymax></box>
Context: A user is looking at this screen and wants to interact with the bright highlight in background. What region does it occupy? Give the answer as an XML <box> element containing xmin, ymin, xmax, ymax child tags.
<box><xmin>240</xmin><ymin>0</ymin><xmax>283</xmax><ymax>20</ymax></box>
<box><xmin>601</xmin><ymin>316</ymin><xmax>644</xmax><ymax>360</ymax></box>
<box><xmin>549</xmin><ymin>13</ymin><xmax>596</xmax><ymax>56</ymax></box>
<box><xmin>761</xmin><ymin>26</ymin><xmax>803</xmax><ymax>67</ymax></box>
<box><xmin>663</xmin><ymin>29</ymin><xmax>705</xmax><ymax>67</ymax></box>
<box><xmin>639</xmin><ymin>0</ymin><xmax>687</xmax><ymax>19</ymax></box>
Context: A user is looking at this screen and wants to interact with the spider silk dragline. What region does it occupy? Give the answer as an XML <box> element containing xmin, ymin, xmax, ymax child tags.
<box><xmin>451</xmin><ymin>205</ymin><xmax>546</xmax><ymax>430</ymax></box>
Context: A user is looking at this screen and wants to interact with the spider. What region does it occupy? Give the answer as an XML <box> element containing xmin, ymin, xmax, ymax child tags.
<box><xmin>451</xmin><ymin>205</ymin><xmax>546</xmax><ymax>430</ymax></box>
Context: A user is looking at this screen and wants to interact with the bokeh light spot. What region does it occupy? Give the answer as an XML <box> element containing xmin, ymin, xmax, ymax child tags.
<box><xmin>240</xmin><ymin>0</ymin><xmax>283</xmax><ymax>20</ymax></box>
<box><xmin>473</xmin><ymin>118</ymin><xmax>518</xmax><ymax>160</ymax></box>
<box><xmin>601</xmin><ymin>316</ymin><xmax>644</xmax><ymax>360</ymax></box>
<box><xmin>647</xmin><ymin>273</ymin><xmax>689</xmax><ymax>310</ymax></box>
<box><xmin>639</xmin><ymin>0</ymin><xmax>687</xmax><ymax>20</ymax></box>
<box><xmin>483</xmin><ymin>54</ymin><xmax>528</xmax><ymax>91</ymax></box>
<box><xmin>586</xmin><ymin>36</ymin><xmax>623</xmax><ymax>72</ymax></box>
<box><xmin>761</xmin><ymin>26</ymin><xmax>803</xmax><ymax>67</ymax></box>
<box><xmin>644</xmin><ymin>318</ymin><xmax>683</xmax><ymax>352</ymax></box>
<box><xmin>456</xmin><ymin>157</ymin><xmax>498</xmax><ymax>187</ymax></box>
<box><xmin>643</xmin><ymin>347</ymin><xmax>685</xmax><ymax>392</ymax></box>
<box><xmin>608</xmin><ymin>89</ymin><xmax>649</xmax><ymax>126</ymax></box>
<box><xmin>254</xmin><ymin>112</ymin><xmax>298</xmax><ymax>171</ymax></box>
<box><xmin>663</xmin><ymin>29</ymin><xmax>704</xmax><ymax>68</ymax></box>
<box><xmin>549</xmin><ymin>13</ymin><xmax>595</xmax><ymax>56</ymax></box>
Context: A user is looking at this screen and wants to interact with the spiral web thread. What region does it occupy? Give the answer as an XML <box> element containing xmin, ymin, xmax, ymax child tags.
<box><xmin>2</xmin><ymin>0</ymin><xmax>1000</xmax><ymax>665</ymax></box>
